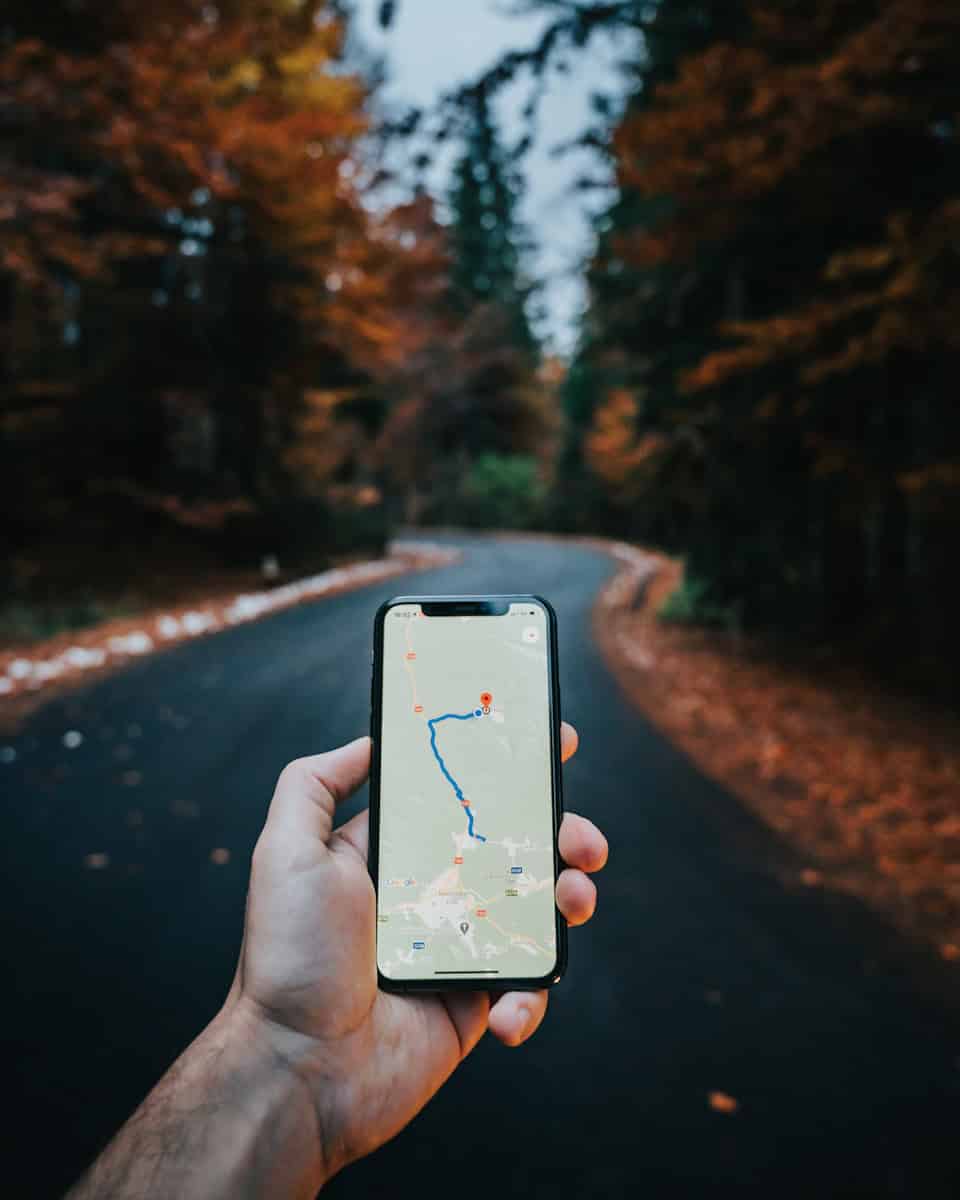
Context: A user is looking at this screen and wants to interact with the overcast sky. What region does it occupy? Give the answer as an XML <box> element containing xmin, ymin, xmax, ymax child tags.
<box><xmin>352</xmin><ymin>0</ymin><xmax>629</xmax><ymax>355</ymax></box>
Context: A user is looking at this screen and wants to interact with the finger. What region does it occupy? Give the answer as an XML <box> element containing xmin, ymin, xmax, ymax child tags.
<box><xmin>558</xmin><ymin>812</ymin><xmax>608</xmax><ymax>873</ymax></box>
<box><xmin>560</xmin><ymin>721</ymin><xmax>579</xmax><ymax>763</ymax></box>
<box><xmin>556</xmin><ymin>867</ymin><xmax>597</xmax><ymax>927</ymax></box>
<box><xmin>333</xmin><ymin>806</ymin><xmax>370</xmax><ymax>862</ymax></box>
<box><xmin>488</xmin><ymin>990</ymin><xmax>548</xmax><ymax>1047</ymax></box>
<box><xmin>266</xmin><ymin>736</ymin><xmax>371</xmax><ymax>842</ymax></box>
<box><xmin>441</xmin><ymin>991</ymin><xmax>491</xmax><ymax>1060</ymax></box>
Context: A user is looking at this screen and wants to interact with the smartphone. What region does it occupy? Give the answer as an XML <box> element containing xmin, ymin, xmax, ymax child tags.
<box><xmin>369</xmin><ymin>594</ymin><xmax>566</xmax><ymax>992</ymax></box>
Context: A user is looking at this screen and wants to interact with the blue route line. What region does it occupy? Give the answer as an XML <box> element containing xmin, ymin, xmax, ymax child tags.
<box><xmin>427</xmin><ymin>710</ymin><xmax>487</xmax><ymax>842</ymax></box>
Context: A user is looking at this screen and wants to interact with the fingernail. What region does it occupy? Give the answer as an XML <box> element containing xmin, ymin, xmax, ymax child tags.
<box><xmin>516</xmin><ymin>1003</ymin><xmax>533</xmax><ymax>1037</ymax></box>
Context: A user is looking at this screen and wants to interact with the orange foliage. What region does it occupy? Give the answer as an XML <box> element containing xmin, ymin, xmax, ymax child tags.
<box><xmin>683</xmin><ymin>199</ymin><xmax>960</xmax><ymax>393</ymax></box>
<box><xmin>585</xmin><ymin>389</ymin><xmax>666</xmax><ymax>494</ymax></box>
<box><xmin>321</xmin><ymin>195</ymin><xmax>457</xmax><ymax>381</ymax></box>
<box><xmin>283</xmin><ymin>389</ymin><xmax>367</xmax><ymax>496</ymax></box>
<box><xmin>598</xmin><ymin>0</ymin><xmax>960</xmax><ymax>543</ymax></box>
<box><xmin>1</xmin><ymin>1</ymin><xmax>458</xmax><ymax>510</ymax></box>
<box><xmin>1</xmin><ymin>2</ymin><xmax>370</xmax><ymax>323</ymax></box>
<box><xmin>614</xmin><ymin>0</ymin><xmax>960</xmax><ymax>404</ymax></box>
<box><xmin>619</xmin><ymin>0</ymin><xmax>960</xmax><ymax>242</ymax></box>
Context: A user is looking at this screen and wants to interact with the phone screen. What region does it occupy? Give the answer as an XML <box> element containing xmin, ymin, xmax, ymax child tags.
<box><xmin>375</xmin><ymin>599</ymin><xmax>559</xmax><ymax>984</ymax></box>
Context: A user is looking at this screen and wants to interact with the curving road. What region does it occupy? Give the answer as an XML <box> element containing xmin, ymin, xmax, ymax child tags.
<box><xmin>3</xmin><ymin>536</ymin><xmax>959</xmax><ymax>1198</ymax></box>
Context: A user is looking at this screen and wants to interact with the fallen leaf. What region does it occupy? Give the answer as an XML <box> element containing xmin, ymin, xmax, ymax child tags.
<box><xmin>210</xmin><ymin>847</ymin><xmax>231</xmax><ymax>865</ymax></box>
<box><xmin>708</xmin><ymin>1091</ymin><xmax>739</xmax><ymax>1114</ymax></box>
<box><xmin>84</xmin><ymin>852</ymin><xmax>109</xmax><ymax>870</ymax></box>
<box><xmin>600</xmin><ymin>553</ymin><xmax>960</xmax><ymax>959</ymax></box>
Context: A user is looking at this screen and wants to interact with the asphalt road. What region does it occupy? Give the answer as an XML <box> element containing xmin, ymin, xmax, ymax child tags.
<box><xmin>3</xmin><ymin>536</ymin><xmax>959</xmax><ymax>1198</ymax></box>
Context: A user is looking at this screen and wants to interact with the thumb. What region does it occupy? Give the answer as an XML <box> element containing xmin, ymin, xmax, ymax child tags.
<box><xmin>265</xmin><ymin>736</ymin><xmax>371</xmax><ymax>844</ymax></box>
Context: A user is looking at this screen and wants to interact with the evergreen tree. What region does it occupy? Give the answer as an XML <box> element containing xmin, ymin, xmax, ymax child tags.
<box><xmin>417</xmin><ymin>90</ymin><xmax>554</xmax><ymax>523</ymax></box>
<box><xmin>448</xmin><ymin>90</ymin><xmax>537</xmax><ymax>355</ymax></box>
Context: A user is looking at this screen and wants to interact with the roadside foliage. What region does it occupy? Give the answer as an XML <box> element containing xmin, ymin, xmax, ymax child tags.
<box><xmin>566</xmin><ymin>0</ymin><xmax>960</xmax><ymax>687</ymax></box>
<box><xmin>2</xmin><ymin>0</ymin><xmax>557</xmax><ymax>618</ymax></box>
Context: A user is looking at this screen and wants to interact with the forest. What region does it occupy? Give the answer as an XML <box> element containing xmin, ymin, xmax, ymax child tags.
<box><xmin>3</xmin><ymin>0</ymin><xmax>959</xmax><ymax>692</ymax></box>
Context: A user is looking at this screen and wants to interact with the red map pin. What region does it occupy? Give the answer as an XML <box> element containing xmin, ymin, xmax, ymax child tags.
<box><xmin>480</xmin><ymin>692</ymin><xmax>492</xmax><ymax>707</ymax></box>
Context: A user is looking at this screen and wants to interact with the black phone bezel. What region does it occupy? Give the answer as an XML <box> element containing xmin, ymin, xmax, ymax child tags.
<box><xmin>368</xmin><ymin>593</ymin><xmax>567</xmax><ymax>993</ymax></box>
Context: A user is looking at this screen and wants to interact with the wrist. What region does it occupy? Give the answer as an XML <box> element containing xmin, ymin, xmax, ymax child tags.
<box><xmin>216</xmin><ymin>997</ymin><xmax>333</xmax><ymax>1193</ymax></box>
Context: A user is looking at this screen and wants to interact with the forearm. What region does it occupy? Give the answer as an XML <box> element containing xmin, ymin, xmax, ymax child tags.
<box><xmin>68</xmin><ymin>1001</ymin><xmax>327</xmax><ymax>1200</ymax></box>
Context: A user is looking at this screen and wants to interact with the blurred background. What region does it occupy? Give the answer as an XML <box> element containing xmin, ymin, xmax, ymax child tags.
<box><xmin>3</xmin><ymin>1</ymin><xmax>960</xmax><ymax>1197</ymax></box>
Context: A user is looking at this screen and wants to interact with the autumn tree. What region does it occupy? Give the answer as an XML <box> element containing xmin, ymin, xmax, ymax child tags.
<box><xmin>560</xmin><ymin>0</ymin><xmax>960</xmax><ymax>682</ymax></box>
<box><xmin>345</xmin><ymin>192</ymin><xmax>461</xmax><ymax>524</ymax></box>
<box><xmin>1</xmin><ymin>0</ymin><xmax>402</xmax><ymax>595</ymax></box>
<box><xmin>531</xmin><ymin>0</ymin><xmax>747</xmax><ymax>536</ymax></box>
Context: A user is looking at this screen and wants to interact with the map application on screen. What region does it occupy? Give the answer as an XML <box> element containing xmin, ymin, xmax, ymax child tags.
<box><xmin>376</xmin><ymin>600</ymin><xmax>558</xmax><ymax>982</ymax></box>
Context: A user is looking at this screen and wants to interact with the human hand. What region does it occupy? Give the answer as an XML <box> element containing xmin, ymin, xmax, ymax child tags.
<box><xmin>225</xmin><ymin>724</ymin><xmax>606</xmax><ymax>1185</ymax></box>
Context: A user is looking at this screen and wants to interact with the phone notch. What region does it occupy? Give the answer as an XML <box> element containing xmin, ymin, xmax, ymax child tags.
<box><xmin>420</xmin><ymin>599</ymin><xmax>510</xmax><ymax>617</ymax></box>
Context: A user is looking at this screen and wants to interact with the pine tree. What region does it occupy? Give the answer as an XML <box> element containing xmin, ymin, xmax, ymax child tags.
<box><xmin>448</xmin><ymin>90</ymin><xmax>537</xmax><ymax>354</ymax></box>
<box><xmin>418</xmin><ymin>89</ymin><xmax>554</xmax><ymax>523</ymax></box>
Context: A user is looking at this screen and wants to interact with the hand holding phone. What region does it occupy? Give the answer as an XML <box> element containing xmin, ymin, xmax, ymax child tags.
<box><xmin>228</xmin><ymin>723</ymin><xmax>602</xmax><ymax>1183</ymax></box>
<box><xmin>72</xmin><ymin>602</ymin><xmax>607</xmax><ymax>1195</ymax></box>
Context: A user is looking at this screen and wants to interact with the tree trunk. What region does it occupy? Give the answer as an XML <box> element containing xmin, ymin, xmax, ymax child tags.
<box><xmin>875</xmin><ymin>371</ymin><xmax>909</xmax><ymax>622</ymax></box>
<box><xmin>820</xmin><ymin>393</ymin><xmax>868</xmax><ymax>634</ymax></box>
